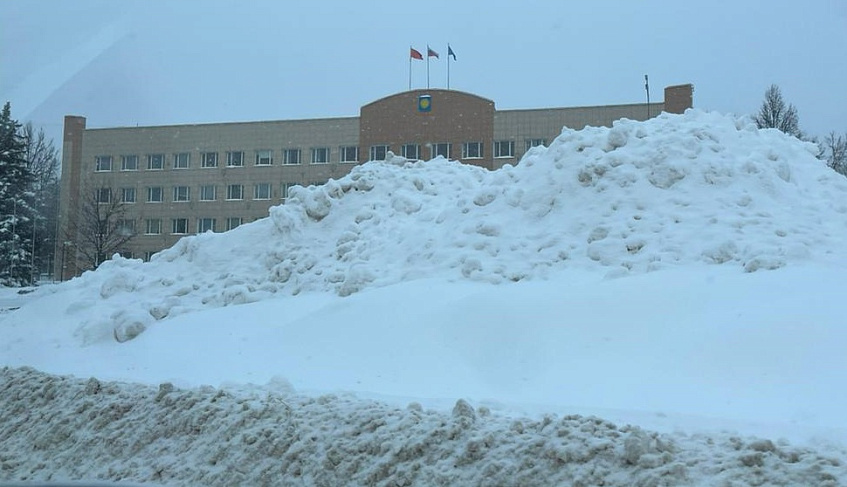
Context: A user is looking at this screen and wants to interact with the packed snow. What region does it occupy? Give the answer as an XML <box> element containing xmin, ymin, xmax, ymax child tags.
<box><xmin>2</xmin><ymin>109</ymin><xmax>847</xmax><ymax>485</ymax></box>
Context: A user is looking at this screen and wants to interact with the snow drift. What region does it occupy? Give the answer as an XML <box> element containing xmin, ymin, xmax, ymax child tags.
<box><xmin>17</xmin><ymin>110</ymin><xmax>847</xmax><ymax>345</ymax></box>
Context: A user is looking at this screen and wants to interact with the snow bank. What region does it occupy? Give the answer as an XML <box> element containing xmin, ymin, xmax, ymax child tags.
<box><xmin>2</xmin><ymin>367</ymin><xmax>844</xmax><ymax>486</ymax></box>
<box><xmin>20</xmin><ymin>110</ymin><xmax>847</xmax><ymax>345</ymax></box>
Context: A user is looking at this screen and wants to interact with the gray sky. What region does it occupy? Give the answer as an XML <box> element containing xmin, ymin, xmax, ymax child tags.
<box><xmin>3</xmin><ymin>0</ymin><xmax>846</xmax><ymax>148</ymax></box>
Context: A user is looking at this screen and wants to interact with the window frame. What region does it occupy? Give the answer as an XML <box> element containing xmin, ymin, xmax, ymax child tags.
<box><xmin>525</xmin><ymin>138</ymin><xmax>547</xmax><ymax>151</ymax></box>
<box><xmin>95</xmin><ymin>156</ymin><xmax>112</xmax><ymax>172</ymax></box>
<box><xmin>173</xmin><ymin>185</ymin><xmax>190</xmax><ymax>202</ymax></box>
<box><xmin>339</xmin><ymin>146</ymin><xmax>359</xmax><ymax>163</ymax></box>
<box><xmin>96</xmin><ymin>187</ymin><xmax>112</xmax><ymax>204</ymax></box>
<box><xmin>311</xmin><ymin>147</ymin><xmax>330</xmax><ymax>164</ymax></box>
<box><xmin>121</xmin><ymin>187</ymin><xmax>136</xmax><ymax>204</ymax></box>
<box><xmin>401</xmin><ymin>144</ymin><xmax>420</xmax><ymax>160</ymax></box>
<box><xmin>199</xmin><ymin>184</ymin><xmax>216</xmax><ymax>201</ymax></box>
<box><xmin>254</xmin><ymin>182</ymin><xmax>272</xmax><ymax>200</ymax></box>
<box><xmin>201</xmin><ymin>152</ymin><xmax>218</xmax><ymax>168</ymax></box>
<box><xmin>145</xmin><ymin>218</ymin><xmax>162</xmax><ymax>235</ymax></box>
<box><xmin>147</xmin><ymin>186</ymin><xmax>164</xmax><ymax>203</ymax></box>
<box><xmin>147</xmin><ymin>153</ymin><xmax>165</xmax><ymax>170</ymax></box>
<box><xmin>173</xmin><ymin>152</ymin><xmax>190</xmax><ymax>169</ymax></box>
<box><xmin>431</xmin><ymin>143</ymin><xmax>451</xmax><ymax>159</ymax></box>
<box><xmin>226</xmin><ymin>217</ymin><xmax>243</xmax><ymax>231</ymax></box>
<box><xmin>197</xmin><ymin>218</ymin><xmax>216</xmax><ymax>233</ymax></box>
<box><xmin>283</xmin><ymin>148</ymin><xmax>301</xmax><ymax>165</ymax></box>
<box><xmin>172</xmin><ymin>218</ymin><xmax>189</xmax><ymax>235</ymax></box>
<box><xmin>255</xmin><ymin>149</ymin><xmax>273</xmax><ymax>166</ymax></box>
<box><xmin>462</xmin><ymin>142</ymin><xmax>483</xmax><ymax>159</ymax></box>
<box><xmin>121</xmin><ymin>155</ymin><xmax>138</xmax><ymax>171</ymax></box>
<box><xmin>494</xmin><ymin>140</ymin><xmax>515</xmax><ymax>158</ymax></box>
<box><xmin>226</xmin><ymin>184</ymin><xmax>244</xmax><ymax>201</ymax></box>
<box><xmin>226</xmin><ymin>151</ymin><xmax>245</xmax><ymax>167</ymax></box>
<box><xmin>369</xmin><ymin>145</ymin><xmax>388</xmax><ymax>161</ymax></box>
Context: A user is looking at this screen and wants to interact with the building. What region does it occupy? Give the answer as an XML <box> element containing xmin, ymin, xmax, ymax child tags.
<box><xmin>55</xmin><ymin>84</ymin><xmax>694</xmax><ymax>280</ymax></box>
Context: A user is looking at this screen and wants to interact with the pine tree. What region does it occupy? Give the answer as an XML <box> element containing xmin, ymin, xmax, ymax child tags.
<box><xmin>0</xmin><ymin>102</ymin><xmax>36</xmax><ymax>286</ymax></box>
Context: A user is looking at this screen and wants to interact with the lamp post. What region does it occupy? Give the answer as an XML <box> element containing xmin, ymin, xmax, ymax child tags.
<box><xmin>61</xmin><ymin>240</ymin><xmax>73</xmax><ymax>282</ymax></box>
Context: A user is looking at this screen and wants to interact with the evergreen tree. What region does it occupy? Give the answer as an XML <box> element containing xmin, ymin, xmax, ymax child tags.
<box><xmin>0</xmin><ymin>102</ymin><xmax>36</xmax><ymax>286</ymax></box>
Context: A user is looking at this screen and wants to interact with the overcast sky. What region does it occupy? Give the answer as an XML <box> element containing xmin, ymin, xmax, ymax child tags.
<box><xmin>2</xmin><ymin>0</ymin><xmax>846</xmax><ymax>148</ymax></box>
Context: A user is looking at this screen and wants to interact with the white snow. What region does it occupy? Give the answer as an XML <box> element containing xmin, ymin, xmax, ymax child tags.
<box><xmin>2</xmin><ymin>110</ymin><xmax>847</xmax><ymax>485</ymax></box>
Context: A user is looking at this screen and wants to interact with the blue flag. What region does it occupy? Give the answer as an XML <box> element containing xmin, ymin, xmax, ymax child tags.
<box><xmin>448</xmin><ymin>45</ymin><xmax>457</xmax><ymax>60</ymax></box>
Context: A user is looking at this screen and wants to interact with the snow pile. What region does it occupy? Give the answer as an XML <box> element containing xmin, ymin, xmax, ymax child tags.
<box><xmin>31</xmin><ymin>110</ymin><xmax>847</xmax><ymax>345</ymax></box>
<box><xmin>3</xmin><ymin>366</ymin><xmax>844</xmax><ymax>487</ymax></box>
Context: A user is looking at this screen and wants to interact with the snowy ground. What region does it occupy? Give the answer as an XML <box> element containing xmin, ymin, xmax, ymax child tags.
<box><xmin>2</xmin><ymin>110</ymin><xmax>847</xmax><ymax>485</ymax></box>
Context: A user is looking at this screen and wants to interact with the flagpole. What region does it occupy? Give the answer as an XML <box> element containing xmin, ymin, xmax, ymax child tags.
<box><xmin>409</xmin><ymin>47</ymin><xmax>412</xmax><ymax>91</ymax></box>
<box><xmin>426</xmin><ymin>47</ymin><xmax>430</xmax><ymax>89</ymax></box>
<box><xmin>447</xmin><ymin>44</ymin><xmax>451</xmax><ymax>90</ymax></box>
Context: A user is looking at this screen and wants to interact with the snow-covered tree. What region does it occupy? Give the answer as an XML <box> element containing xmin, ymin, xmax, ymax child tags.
<box><xmin>754</xmin><ymin>84</ymin><xmax>801</xmax><ymax>137</ymax></box>
<box><xmin>0</xmin><ymin>102</ymin><xmax>36</xmax><ymax>286</ymax></box>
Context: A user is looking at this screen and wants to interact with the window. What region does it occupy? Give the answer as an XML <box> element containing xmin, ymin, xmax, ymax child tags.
<box><xmin>256</xmin><ymin>149</ymin><xmax>273</xmax><ymax>166</ymax></box>
<box><xmin>226</xmin><ymin>151</ymin><xmax>244</xmax><ymax>167</ymax></box>
<box><xmin>201</xmin><ymin>152</ymin><xmax>218</xmax><ymax>168</ymax></box>
<box><xmin>95</xmin><ymin>156</ymin><xmax>112</xmax><ymax>172</ymax></box>
<box><xmin>462</xmin><ymin>142</ymin><xmax>483</xmax><ymax>159</ymax></box>
<box><xmin>121</xmin><ymin>187</ymin><xmax>136</xmax><ymax>203</ymax></box>
<box><xmin>340</xmin><ymin>146</ymin><xmax>358</xmax><ymax>163</ymax></box>
<box><xmin>281</xmin><ymin>182</ymin><xmax>295</xmax><ymax>200</ymax></box>
<box><xmin>197</xmin><ymin>218</ymin><xmax>216</xmax><ymax>233</ymax></box>
<box><xmin>199</xmin><ymin>185</ymin><xmax>216</xmax><ymax>201</ymax></box>
<box><xmin>401</xmin><ymin>144</ymin><xmax>420</xmax><ymax>160</ymax></box>
<box><xmin>369</xmin><ymin>145</ymin><xmax>388</xmax><ymax>161</ymax></box>
<box><xmin>525</xmin><ymin>138</ymin><xmax>547</xmax><ymax>151</ymax></box>
<box><xmin>173</xmin><ymin>152</ymin><xmax>190</xmax><ymax>169</ymax></box>
<box><xmin>311</xmin><ymin>147</ymin><xmax>330</xmax><ymax>164</ymax></box>
<box><xmin>119</xmin><ymin>251</ymin><xmax>134</xmax><ymax>259</ymax></box>
<box><xmin>172</xmin><ymin>218</ymin><xmax>189</xmax><ymax>235</ymax></box>
<box><xmin>432</xmin><ymin>143</ymin><xmax>451</xmax><ymax>159</ymax></box>
<box><xmin>143</xmin><ymin>251</ymin><xmax>156</xmax><ymax>262</ymax></box>
<box><xmin>116</xmin><ymin>219</ymin><xmax>136</xmax><ymax>236</ymax></box>
<box><xmin>145</xmin><ymin>219</ymin><xmax>162</xmax><ymax>235</ymax></box>
<box><xmin>283</xmin><ymin>149</ymin><xmax>301</xmax><ymax>165</ymax></box>
<box><xmin>147</xmin><ymin>186</ymin><xmax>163</xmax><ymax>203</ymax></box>
<box><xmin>254</xmin><ymin>183</ymin><xmax>272</xmax><ymax>200</ymax></box>
<box><xmin>121</xmin><ymin>155</ymin><xmax>138</xmax><ymax>171</ymax></box>
<box><xmin>494</xmin><ymin>140</ymin><xmax>515</xmax><ymax>158</ymax></box>
<box><xmin>96</xmin><ymin>188</ymin><xmax>112</xmax><ymax>204</ymax></box>
<box><xmin>226</xmin><ymin>184</ymin><xmax>244</xmax><ymax>200</ymax></box>
<box><xmin>147</xmin><ymin>154</ymin><xmax>164</xmax><ymax>170</ymax></box>
<box><xmin>173</xmin><ymin>185</ymin><xmax>190</xmax><ymax>202</ymax></box>
<box><xmin>226</xmin><ymin>217</ymin><xmax>242</xmax><ymax>231</ymax></box>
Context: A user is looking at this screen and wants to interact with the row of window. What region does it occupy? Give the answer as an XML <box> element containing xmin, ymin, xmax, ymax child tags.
<box><xmin>116</xmin><ymin>216</ymin><xmax>246</xmax><ymax>236</ymax></box>
<box><xmin>94</xmin><ymin>147</ymin><xmax>360</xmax><ymax>172</ymax></box>
<box><xmin>93</xmin><ymin>139</ymin><xmax>550</xmax><ymax>172</ymax></box>
<box><xmin>97</xmin><ymin>183</ymin><xmax>301</xmax><ymax>204</ymax></box>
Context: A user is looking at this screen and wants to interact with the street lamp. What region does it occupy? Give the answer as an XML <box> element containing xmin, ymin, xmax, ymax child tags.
<box><xmin>61</xmin><ymin>240</ymin><xmax>73</xmax><ymax>282</ymax></box>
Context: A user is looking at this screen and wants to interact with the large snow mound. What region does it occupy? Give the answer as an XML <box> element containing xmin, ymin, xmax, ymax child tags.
<box><xmin>38</xmin><ymin>110</ymin><xmax>847</xmax><ymax>343</ymax></box>
<box><xmin>2</xmin><ymin>367</ymin><xmax>844</xmax><ymax>487</ymax></box>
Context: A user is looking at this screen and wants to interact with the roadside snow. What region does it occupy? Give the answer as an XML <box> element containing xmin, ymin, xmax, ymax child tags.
<box><xmin>2</xmin><ymin>367</ymin><xmax>844</xmax><ymax>486</ymax></box>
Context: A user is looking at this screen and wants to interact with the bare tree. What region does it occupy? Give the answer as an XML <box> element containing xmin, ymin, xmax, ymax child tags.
<box><xmin>823</xmin><ymin>131</ymin><xmax>847</xmax><ymax>176</ymax></box>
<box><xmin>754</xmin><ymin>84</ymin><xmax>800</xmax><ymax>137</ymax></box>
<box><xmin>21</xmin><ymin>122</ymin><xmax>60</xmax><ymax>279</ymax></box>
<box><xmin>70</xmin><ymin>187</ymin><xmax>136</xmax><ymax>270</ymax></box>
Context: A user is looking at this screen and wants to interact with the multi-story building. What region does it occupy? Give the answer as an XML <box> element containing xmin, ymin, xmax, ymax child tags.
<box><xmin>55</xmin><ymin>84</ymin><xmax>694</xmax><ymax>279</ymax></box>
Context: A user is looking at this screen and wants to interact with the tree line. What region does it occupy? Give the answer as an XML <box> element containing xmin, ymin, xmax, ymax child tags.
<box><xmin>0</xmin><ymin>102</ymin><xmax>60</xmax><ymax>286</ymax></box>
